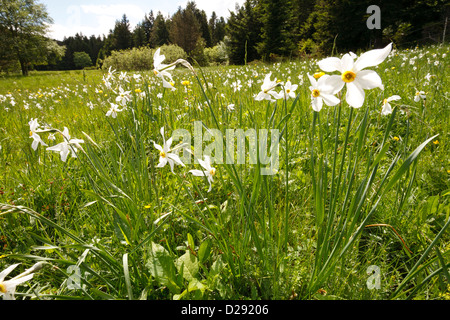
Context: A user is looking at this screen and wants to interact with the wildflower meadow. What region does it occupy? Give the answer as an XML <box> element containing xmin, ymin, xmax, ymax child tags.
<box><xmin>0</xmin><ymin>42</ymin><xmax>449</xmax><ymax>304</ymax></box>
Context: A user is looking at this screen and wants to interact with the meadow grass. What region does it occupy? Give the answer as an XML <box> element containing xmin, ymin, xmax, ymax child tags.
<box><xmin>0</xmin><ymin>44</ymin><xmax>449</xmax><ymax>300</ymax></box>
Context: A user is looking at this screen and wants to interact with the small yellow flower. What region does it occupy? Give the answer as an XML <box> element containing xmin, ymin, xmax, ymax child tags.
<box><xmin>181</xmin><ymin>80</ymin><xmax>190</xmax><ymax>86</ymax></box>
<box><xmin>393</xmin><ymin>136</ymin><xmax>400</xmax><ymax>141</ymax></box>
<box><xmin>433</xmin><ymin>140</ymin><xmax>439</xmax><ymax>145</ymax></box>
<box><xmin>135</xmin><ymin>88</ymin><xmax>142</xmax><ymax>93</ymax></box>
<box><xmin>144</xmin><ymin>205</ymin><xmax>151</xmax><ymax>209</ymax></box>
<box><xmin>391</xmin><ymin>66</ymin><xmax>395</xmax><ymax>70</ymax></box>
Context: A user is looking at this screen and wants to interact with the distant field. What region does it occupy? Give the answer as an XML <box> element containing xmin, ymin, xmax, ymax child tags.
<box><xmin>0</xmin><ymin>44</ymin><xmax>449</xmax><ymax>301</ymax></box>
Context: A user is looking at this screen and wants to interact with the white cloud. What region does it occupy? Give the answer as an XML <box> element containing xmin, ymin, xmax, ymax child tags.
<box><xmin>47</xmin><ymin>4</ymin><xmax>147</xmax><ymax>40</ymax></box>
<box><xmin>176</xmin><ymin>0</ymin><xmax>245</xmax><ymax>18</ymax></box>
<box><xmin>80</xmin><ymin>4</ymin><xmax>145</xmax><ymax>22</ymax></box>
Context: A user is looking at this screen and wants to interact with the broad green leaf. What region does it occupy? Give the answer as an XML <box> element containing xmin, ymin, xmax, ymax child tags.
<box><xmin>176</xmin><ymin>251</ymin><xmax>199</xmax><ymax>282</ymax></box>
<box><xmin>146</xmin><ymin>242</ymin><xmax>180</xmax><ymax>294</ymax></box>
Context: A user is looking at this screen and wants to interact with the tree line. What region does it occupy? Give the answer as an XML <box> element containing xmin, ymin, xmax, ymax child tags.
<box><xmin>39</xmin><ymin>2</ymin><xmax>227</xmax><ymax>71</ymax></box>
<box><xmin>1</xmin><ymin>0</ymin><xmax>448</xmax><ymax>75</ymax></box>
<box><xmin>226</xmin><ymin>0</ymin><xmax>449</xmax><ymax>64</ymax></box>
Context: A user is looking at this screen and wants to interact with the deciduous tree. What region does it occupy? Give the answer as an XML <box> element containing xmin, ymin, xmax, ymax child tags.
<box><xmin>0</xmin><ymin>0</ymin><xmax>57</xmax><ymax>75</ymax></box>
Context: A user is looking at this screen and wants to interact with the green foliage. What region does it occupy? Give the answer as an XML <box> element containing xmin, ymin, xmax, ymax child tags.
<box><xmin>149</xmin><ymin>11</ymin><xmax>170</xmax><ymax>47</ymax></box>
<box><xmin>257</xmin><ymin>0</ymin><xmax>295</xmax><ymax>59</ymax></box>
<box><xmin>204</xmin><ymin>41</ymin><xmax>229</xmax><ymax>65</ymax></box>
<box><xmin>101</xmin><ymin>44</ymin><xmax>187</xmax><ymax>71</ymax></box>
<box><xmin>73</xmin><ymin>51</ymin><xmax>92</xmax><ymax>69</ymax></box>
<box><xmin>169</xmin><ymin>2</ymin><xmax>203</xmax><ymax>55</ymax></box>
<box><xmin>112</xmin><ymin>14</ymin><xmax>133</xmax><ymax>51</ymax></box>
<box><xmin>159</xmin><ymin>44</ymin><xmax>188</xmax><ymax>63</ymax></box>
<box><xmin>0</xmin><ymin>39</ymin><xmax>448</xmax><ymax>301</ymax></box>
<box><xmin>0</xmin><ymin>0</ymin><xmax>56</xmax><ymax>75</ymax></box>
<box><xmin>226</xmin><ymin>0</ymin><xmax>263</xmax><ymax>64</ymax></box>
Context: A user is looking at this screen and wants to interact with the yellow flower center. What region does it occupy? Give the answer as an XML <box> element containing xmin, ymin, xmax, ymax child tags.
<box><xmin>313</xmin><ymin>72</ymin><xmax>325</xmax><ymax>79</ymax></box>
<box><xmin>383</xmin><ymin>99</ymin><xmax>388</xmax><ymax>105</ymax></box>
<box><xmin>0</xmin><ymin>283</ymin><xmax>6</xmax><ymax>293</ymax></box>
<box><xmin>209</xmin><ymin>168</ymin><xmax>216</xmax><ymax>176</ymax></box>
<box><xmin>312</xmin><ymin>89</ymin><xmax>320</xmax><ymax>98</ymax></box>
<box><xmin>29</xmin><ymin>131</ymin><xmax>33</xmax><ymax>136</ymax></box>
<box><xmin>342</xmin><ymin>70</ymin><xmax>356</xmax><ymax>83</ymax></box>
<box><xmin>286</xmin><ymin>89</ymin><xmax>290</xmax><ymax>93</ymax></box>
<box><xmin>160</xmin><ymin>151</ymin><xmax>166</xmax><ymax>158</ymax></box>
<box><xmin>153</xmin><ymin>70</ymin><xmax>159</xmax><ymax>76</ymax></box>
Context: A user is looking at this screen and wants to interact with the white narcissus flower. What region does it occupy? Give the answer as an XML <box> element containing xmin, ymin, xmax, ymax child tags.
<box><xmin>162</xmin><ymin>77</ymin><xmax>176</xmax><ymax>91</ymax></box>
<box><xmin>115</xmin><ymin>86</ymin><xmax>131</xmax><ymax>106</ymax></box>
<box><xmin>318</xmin><ymin>43</ymin><xmax>392</xmax><ymax>108</ymax></box>
<box><xmin>153</xmin><ymin>127</ymin><xmax>186</xmax><ymax>173</ymax></box>
<box><xmin>280</xmin><ymin>80</ymin><xmax>298</xmax><ymax>100</ymax></box>
<box><xmin>381</xmin><ymin>95</ymin><xmax>401</xmax><ymax>115</ymax></box>
<box><xmin>226</xmin><ymin>104</ymin><xmax>235</xmax><ymax>111</ymax></box>
<box><xmin>119</xmin><ymin>71</ymin><xmax>129</xmax><ymax>82</ymax></box>
<box><xmin>414</xmin><ymin>90</ymin><xmax>426</xmax><ymax>102</ymax></box>
<box><xmin>0</xmin><ymin>262</ymin><xmax>43</xmax><ymax>300</ymax></box>
<box><xmin>47</xmin><ymin>127</ymin><xmax>84</xmax><ymax>162</ymax></box>
<box><xmin>153</xmin><ymin>48</ymin><xmax>176</xmax><ymax>83</ymax></box>
<box><xmin>153</xmin><ymin>49</ymin><xmax>195</xmax><ymax>91</ymax></box>
<box><xmin>189</xmin><ymin>155</ymin><xmax>216</xmax><ymax>192</ymax></box>
<box><xmin>232</xmin><ymin>80</ymin><xmax>242</xmax><ymax>92</ymax></box>
<box><xmin>28</xmin><ymin>118</ymin><xmax>47</xmax><ymax>150</ymax></box>
<box><xmin>255</xmin><ymin>72</ymin><xmax>283</xmax><ymax>102</ymax></box>
<box><xmin>106</xmin><ymin>103</ymin><xmax>123</xmax><ymax>118</ymax></box>
<box><xmin>307</xmin><ymin>74</ymin><xmax>340</xmax><ymax>112</ymax></box>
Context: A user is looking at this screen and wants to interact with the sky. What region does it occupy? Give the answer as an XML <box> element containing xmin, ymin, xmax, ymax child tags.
<box><xmin>41</xmin><ymin>0</ymin><xmax>245</xmax><ymax>41</ymax></box>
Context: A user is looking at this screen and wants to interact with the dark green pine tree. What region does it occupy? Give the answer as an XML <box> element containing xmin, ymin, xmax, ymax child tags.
<box><xmin>209</xmin><ymin>12</ymin><xmax>226</xmax><ymax>46</ymax></box>
<box><xmin>132</xmin><ymin>23</ymin><xmax>147</xmax><ymax>48</ymax></box>
<box><xmin>288</xmin><ymin>0</ymin><xmax>316</xmax><ymax>48</ymax></box>
<box><xmin>169</xmin><ymin>4</ymin><xmax>202</xmax><ymax>55</ymax></box>
<box><xmin>113</xmin><ymin>14</ymin><xmax>132</xmax><ymax>50</ymax></box>
<box><xmin>226</xmin><ymin>0</ymin><xmax>263</xmax><ymax>64</ymax></box>
<box><xmin>149</xmin><ymin>12</ymin><xmax>170</xmax><ymax>47</ymax></box>
<box><xmin>193</xmin><ymin>7</ymin><xmax>212</xmax><ymax>48</ymax></box>
<box><xmin>142</xmin><ymin>11</ymin><xmax>155</xmax><ymax>46</ymax></box>
<box><xmin>258</xmin><ymin>0</ymin><xmax>294</xmax><ymax>59</ymax></box>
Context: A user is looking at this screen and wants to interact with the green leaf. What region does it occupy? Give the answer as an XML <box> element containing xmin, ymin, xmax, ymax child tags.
<box><xmin>122</xmin><ymin>253</ymin><xmax>133</xmax><ymax>300</ymax></box>
<box><xmin>176</xmin><ymin>251</ymin><xmax>199</xmax><ymax>282</ymax></box>
<box><xmin>383</xmin><ymin>134</ymin><xmax>438</xmax><ymax>195</ymax></box>
<box><xmin>188</xmin><ymin>278</ymin><xmax>207</xmax><ymax>294</ymax></box>
<box><xmin>146</xmin><ymin>242</ymin><xmax>180</xmax><ymax>294</ymax></box>
<box><xmin>187</xmin><ymin>233</ymin><xmax>195</xmax><ymax>252</ymax></box>
<box><xmin>198</xmin><ymin>239</ymin><xmax>212</xmax><ymax>264</ymax></box>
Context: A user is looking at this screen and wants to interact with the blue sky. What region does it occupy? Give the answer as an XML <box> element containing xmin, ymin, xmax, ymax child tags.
<box><xmin>41</xmin><ymin>0</ymin><xmax>244</xmax><ymax>40</ymax></box>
